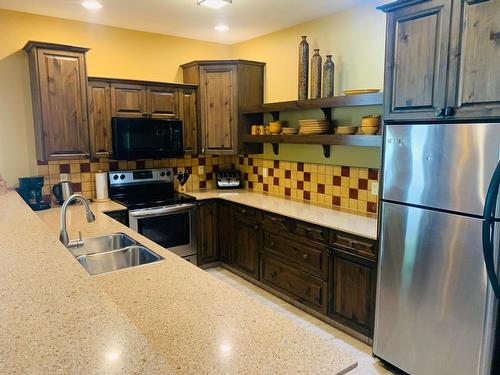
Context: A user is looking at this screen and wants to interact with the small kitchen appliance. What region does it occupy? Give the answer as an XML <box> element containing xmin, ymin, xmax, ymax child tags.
<box><xmin>107</xmin><ymin>168</ymin><xmax>197</xmax><ymax>264</ymax></box>
<box><xmin>17</xmin><ymin>176</ymin><xmax>50</xmax><ymax>211</ymax></box>
<box><xmin>52</xmin><ymin>181</ymin><xmax>74</xmax><ymax>205</ymax></box>
<box><xmin>216</xmin><ymin>169</ymin><xmax>242</xmax><ymax>189</ymax></box>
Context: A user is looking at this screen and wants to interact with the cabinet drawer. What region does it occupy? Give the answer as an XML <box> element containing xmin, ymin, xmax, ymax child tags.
<box><xmin>330</xmin><ymin>232</ymin><xmax>377</xmax><ymax>260</ymax></box>
<box><xmin>290</xmin><ymin>221</ymin><xmax>329</xmax><ymax>244</ymax></box>
<box><xmin>261</xmin><ymin>255</ymin><xmax>328</xmax><ymax>314</ymax></box>
<box><xmin>263</xmin><ymin>231</ymin><xmax>329</xmax><ymax>280</ymax></box>
<box><xmin>261</xmin><ymin>212</ymin><xmax>290</xmax><ymax>234</ymax></box>
<box><xmin>234</xmin><ymin>205</ymin><xmax>259</xmax><ymax>220</ymax></box>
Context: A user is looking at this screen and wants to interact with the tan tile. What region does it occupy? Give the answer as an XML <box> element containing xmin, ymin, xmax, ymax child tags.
<box><xmin>368</xmin><ymin>193</ymin><xmax>378</xmax><ymax>203</ymax></box>
<box><xmin>99</xmin><ymin>163</ymin><xmax>109</xmax><ymax>172</ymax></box>
<box><xmin>349</xmin><ymin>178</ymin><xmax>358</xmax><ymax>189</ymax></box>
<box><xmin>311</xmin><ymin>174</ymin><xmax>318</xmax><ymax>183</ymax></box>
<box><xmin>341</xmin><ymin>197</ymin><xmax>349</xmax><ymax>208</ymax></box>
<box><xmin>38</xmin><ymin>165</ymin><xmax>49</xmax><ymax>175</ymax></box>
<box><xmin>350</xmin><ymin>168</ymin><xmax>359</xmax><ymax>178</ymax></box>
<box><xmin>325</xmin><ymin>165</ymin><xmax>334</xmax><ymax>176</ymax></box>
<box><xmin>333</xmin><ymin>166</ymin><xmax>342</xmax><ymax>176</ymax></box>
<box><xmin>318</xmin><ymin>164</ymin><xmax>326</xmax><ymax>174</ymax></box>
<box><xmin>304</xmin><ymin>182</ymin><xmax>311</xmax><ymax>191</ymax></box>
<box><xmin>304</xmin><ymin>163</ymin><xmax>311</xmax><ymax>172</ymax></box>
<box><xmin>71</xmin><ymin>174</ymin><xmax>81</xmax><ymax>183</ymax></box>
<box><xmin>359</xmin><ymin>168</ymin><xmax>368</xmax><ymax>179</ymax></box>
<box><xmin>70</xmin><ymin>164</ymin><xmax>80</xmax><ymax>174</ymax></box>
<box><xmin>90</xmin><ymin>163</ymin><xmax>100</xmax><ymax>172</ymax></box>
<box><xmin>127</xmin><ymin>161</ymin><xmax>136</xmax><ymax>170</ymax></box>
<box><xmin>333</xmin><ymin>185</ymin><xmax>341</xmax><ymax>196</ymax></box>
<box><xmin>341</xmin><ymin>176</ymin><xmax>349</xmax><ymax>187</ymax></box>
<box><xmin>119</xmin><ymin>161</ymin><xmax>128</xmax><ymax>170</ymax></box>
<box><xmin>325</xmin><ymin>185</ymin><xmax>333</xmax><ymax>195</ymax></box>
<box><xmin>349</xmin><ymin>198</ymin><xmax>358</xmax><ymax>210</ymax></box>
<box><xmin>358</xmin><ymin>190</ymin><xmax>368</xmax><ymax>201</ymax></box>
<box><xmin>297</xmin><ymin>171</ymin><xmax>304</xmax><ymax>180</ymax></box>
<box><xmin>81</xmin><ymin>173</ymin><xmax>91</xmax><ymax>182</ymax></box>
<box><xmin>341</xmin><ymin>187</ymin><xmax>349</xmax><ymax>198</ymax></box>
<box><xmin>48</xmin><ymin>160</ymin><xmax>59</xmax><ymax>165</ymax></box>
<box><xmin>48</xmin><ymin>164</ymin><xmax>60</xmax><ymax>174</ymax></box>
<box><xmin>358</xmin><ymin>200</ymin><xmax>368</xmax><ymax>213</ymax></box>
<box><xmin>317</xmin><ymin>174</ymin><xmax>326</xmax><ymax>184</ymax></box>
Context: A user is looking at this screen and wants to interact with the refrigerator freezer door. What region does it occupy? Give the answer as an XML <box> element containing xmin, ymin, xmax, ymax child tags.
<box><xmin>374</xmin><ymin>202</ymin><xmax>497</xmax><ymax>375</ymax></box>
<box><xmin>383</xmin><ymin>123</ymin><xmax>500</xmax><ymax>217</ymax></box>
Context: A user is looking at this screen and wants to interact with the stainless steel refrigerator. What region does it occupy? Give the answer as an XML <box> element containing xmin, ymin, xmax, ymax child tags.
<box><xmin>374</xmin><ymin>123</ymin><xmax>500</xmax><ymax>375</ymax></box>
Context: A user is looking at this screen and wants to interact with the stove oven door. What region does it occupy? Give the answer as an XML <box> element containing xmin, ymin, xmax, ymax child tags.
<box><xmin>129</xmin><ymin>203</ymin><xmax>197</xmax><ymax>259</ymax></box>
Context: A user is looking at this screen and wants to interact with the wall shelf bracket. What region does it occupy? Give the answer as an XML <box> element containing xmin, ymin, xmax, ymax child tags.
<box><xmin>271</xmin><ymin>111</ymin><xmax>280</xmax><ymax>121</ymax></box>
<box><xmin>322</xmin><ymin>144</ymin><xmax>331</xmax><ymax>158</ymax></box>
<box><xmin>320</xmin><ymin>107</ymin><xmax>333</xmax><ymax>123</ymax></box>
<box><xmin>272</xmin><ymin>143</ymin><xmax>280</xmax><ymax>155</ymax></box>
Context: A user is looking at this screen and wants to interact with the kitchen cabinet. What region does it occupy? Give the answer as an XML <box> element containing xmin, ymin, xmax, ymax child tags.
<box><xmin>179</xmin><ymin>88</ymin><xmax>198</xmax><ymax>154</ymax></box>
<box><xmin>146</xmin><ymin>86</ymin><xmax>179</xmax><ymax>118</ymax></box>
<box><xmin>24</xmin><ymin>41</ymin><xmax>90</xmax><ymax>161</ymax></box>
<box><xmin>197</xmin><ymin>200</ymin><xmax>219</xmax><ymax>266</ymax></box>
<box><xmin>88</xmin><ymin>81</ymin><xmax>112</xmax><ymax>157</ymax></box>
<box><xmin>218</xmin><ymin>201</ymin><xmax>233</xmax><ymax>263</ymax></box>
<box><xmin>110</xmin><ymin>83</ymin><xmax>147</xmax><ymax>117</ymax></box>
<box><xmin>181</xmin><ymin>60</ymin><xmax>265</xmax><ymax>155</ymax></box>
<box><xmin>380</xmin><ymin>0</ymin><xmax>500</xmax><ymax>121</ymax></box>
<box><xmin>233</xmin><ymin>206</ymin><xmax>261</xmax><ymax>279</ymax></box>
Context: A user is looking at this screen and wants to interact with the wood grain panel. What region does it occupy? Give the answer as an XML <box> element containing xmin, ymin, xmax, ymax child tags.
<box><xmin>110</xmin><ymin>83</ymin><xmax>146</xmax><ymax>117</ymax></box>
<box><xmin>197</xmin><ymin>201</ymin><xmax>219</xmax><ymax>265</ymax></box>
<box><xmin>88</xmin><ymin>81</ymin><xmax>112</xmax><ymax>157</ymax></box>
<box><xmin>147</xmin><ymin>86</ymin><xmax>179</xmax><ymax>118</ymax></box>
<box><xmin>179</xmin><ymin>88</ymin><xmax>198</xmax><ymax>153</ymax></box>
<box><xmin>233</xmin><ymin>213</ymin><xmax>260</xmax><ymax>279</ymax></box>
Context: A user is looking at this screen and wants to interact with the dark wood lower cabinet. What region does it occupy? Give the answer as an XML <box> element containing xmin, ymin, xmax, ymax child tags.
<box><xmin>330</xmin><ymin>250</ymin><xmax>377</xmax><ymax>337</ymax></box>
<box><xmin>218</xmin><ymin>201</ymin><xmax>233</xmax><ymax>264</ymax></box>
<box><xmin>197</xmin><ymin>201</ymin><xmax>219</xmax><ymax>266</ymax></box>
<box><xmin>232</xmin><ymin>212</ymin><xmax>260</xmax><ymax>279</ymax></box>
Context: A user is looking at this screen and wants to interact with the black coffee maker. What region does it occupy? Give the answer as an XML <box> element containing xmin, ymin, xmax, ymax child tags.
<box><xmin>17</xmin><ymin>176</ymin><xmax>51</xmax><ymax>211</ymax></box>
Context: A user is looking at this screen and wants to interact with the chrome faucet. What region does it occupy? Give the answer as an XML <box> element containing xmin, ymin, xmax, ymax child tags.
<box><xmin>59</xmin><ymin>194</ymin><xmax>95</xmax><ymax>247</ymax></box>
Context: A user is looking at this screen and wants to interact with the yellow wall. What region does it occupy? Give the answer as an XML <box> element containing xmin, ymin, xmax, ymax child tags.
<box><xmin>231</xmin><ymin>2</ymin><xmax>386</xmax><ymax>102</ymax></box>
<box><xmin>0</xmin><ymin>9</ymin><xmax>230</xmax><ymax>187</ymax></box>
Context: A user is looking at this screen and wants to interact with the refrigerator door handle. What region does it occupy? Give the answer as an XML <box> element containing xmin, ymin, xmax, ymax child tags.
<box><xmin>482</xmin><ymin>160</ymin><xmax>500</xmax><ymax>299</ymax></box>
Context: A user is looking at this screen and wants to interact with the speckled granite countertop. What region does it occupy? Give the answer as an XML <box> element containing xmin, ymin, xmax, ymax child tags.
<box><xmin>187</xmin><ymin>189</ymin><xmax>378</xmax><ymax>239</ymax></box>
<box><xmin>0</xmin><ymin>191</ymin><xmax>357</xmax><ymax>374</ymax></box>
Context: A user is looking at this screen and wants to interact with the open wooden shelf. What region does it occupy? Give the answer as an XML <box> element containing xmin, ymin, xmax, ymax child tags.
<box><xmin>240</xmin><ymin>92</ymin><xmax>383</xmax><ymax>115</ymax></box>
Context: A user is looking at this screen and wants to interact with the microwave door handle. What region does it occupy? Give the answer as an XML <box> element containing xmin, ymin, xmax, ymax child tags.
<box><xmin>482</xmin><ymin>160</ymin><xmax>500</xmax><ymax>299</ymax></box>
<box><xmin>129</xmin><ymin>203</ymin><xmax>196</xmax><ymax>217</ymax></box>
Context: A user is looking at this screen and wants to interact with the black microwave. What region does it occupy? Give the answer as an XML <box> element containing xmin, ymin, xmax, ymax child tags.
<box><xmin>112</xmin><ymin>118</ymin><xmax>183</xmax><ymax>160</ymax></box>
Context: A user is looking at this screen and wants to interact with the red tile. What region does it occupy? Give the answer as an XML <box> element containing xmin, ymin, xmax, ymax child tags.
<box><xmin>367</xmin><ymin>202</ymin><xmax>377</xmax><ymax>213</ymax></box>
<box><xmin>253</xmin><ymin>166</ymin><xmax>258</xmax><ymax>174</ymax></box>
<box><xmin>243</xmin><ymin>172</ymin><xmax>248</xmax><ymax>180</ymax></box>
<box><xmin>199</xmin><ymin>158</ymin><xmax>206</xmax><ymax>166</ymax></box>
<box><xmin>213</xmin><ymin>165</ymin><xmax>219</xmax><ymax>172</ymax></box>
<box><xmin>358</xmin><ymin>178</ymin><xmax>368</xmax><ymax>190</ymax></box>
<box><xmin>285</xmin><ymin>187</ymin><xmax>291</xmax><ymax>196</ymax></box>
<box><xmin>248</xmin><ymin>181</ymin><xmax>254</xmax><ymax>189</ymax></box>
<box><xmin>258</xmin><ymin>175</ymin><xmax>263</xmax><ymax>183</ymax></box>
<box><xmin>298</xmin><ymin>162</ymin><xmax>304</xmax><ymax>171</ymax></box>
<box><xmin>317</xmin><ymin>184</ymin><xmax>325</xmax><ymax>193</ymax></box>
<box><xmin>332</xmin><ymin>196</ymin><xmax>341</xmax><ymax>206</ymax></box>
<box><xmin>333</xmin><ymin>176</ymin><xmax>341</xmax><ymax>186</ymax></box>
<box><xmin>72</xmin><ymin>182</ymin><xmax>82</xmax><ymax>192</ymax></box>
<box><xmin>109</xmin><ymin>161</ymin><xmax>119</xmax><ymax>171</ymax></box>
<box><xmin>274</xmin><ymin>160</ymin><xmax>280</xmax><ymax>169</ymax></box>
<box><xmin>263</xmin><ymin>184</ymin><xmax>269</xmax><ymax>192</ymax></box>
<box><xmin>206</xmin><ymin>172</ymin><xmax>213</xmax><ymax>180</ymax></box>
<box><xmin>349</xmin><ymin>188</ymin><xmax>358</xmax><ymax>199</ymax></box>
<box><xmin>59</xmin><ymin>164</ymin><xmax>70</xmax><ymax>173</ymax></box>
<box><xmin>285</xmin><ymin>170</ymin><xmax>291</xmax><ymax>179</ymax></box>
<box><xmin>248</xmin><ymin>158</ymin><xmax>253</xmax><ymax>166</ymax></box>
<box><xmin>303</xmin><ymin>191</ymin><xmax>310</xmax><ymax>200</ymax></box>
<box><xmin>341</xmin><ymin>166</ymin><xmax>350</xmax><ymax>177</ymax></box>
<box><xmin>239</xmin><ymin>157</ymin><xmax>244</xmax><ymax>165</ymax></box>
<box><xmin>368</xmin><ymin>168</ymin><xmax>379</xmax><ymax>180</ymax></box>
<box><xmin>304</xmin><ymin>172</ymin><xmax>311</xmax><ymax>182</ymax></box>
<box><xmin>297</xmin><ymin>180</ymin><xmax>304</xmax><ymax>190</ymax></box>
<box><xmin>273</xmin><ymin>177</ymin><xmax>279</xmax><ymax>186</ymax></box>
<box><xmin>136</xmin><ymin>160</ymin><xmax>145</xmax><ymax>169</ymax></box>
<box><xmin>269</xmin><ymin>168</ymin><xmax>274</xmax><ymax>176</ymax></box>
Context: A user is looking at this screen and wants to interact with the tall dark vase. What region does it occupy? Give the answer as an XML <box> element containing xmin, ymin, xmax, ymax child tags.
<box><xmin>298</xmin><ymin>36</ymin><xmax>309</xmax><ymax>100</ymax></box>
<box><xmin>311</xmin><ymin>49</ymin><xmax>322</xmax><ymax>99</ymax></box>
<box><xmin>323</xmin><ymin>55</ymin><xmax>335</xmax><ymax>98</ymax></box>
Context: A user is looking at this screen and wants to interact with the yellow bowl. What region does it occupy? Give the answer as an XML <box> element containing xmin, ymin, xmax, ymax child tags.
<box><xmin>361</xmin><ymin>115</ymin><xmax>381</xmax><ymax>128</ymax></box>
<box><xmin>361</xmin><ymin>126</ymin><xmax>379</xmax><ymax>135</ymax></box>
<box><xmin>269</xmin><ymin>121</ymin><xmax>283</xmax><ymax>135</ymax></box>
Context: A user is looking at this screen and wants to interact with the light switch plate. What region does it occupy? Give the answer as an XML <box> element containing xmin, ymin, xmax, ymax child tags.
<box><xmin>371</xmin><ymin>182</ymin><xmax>379</xmax><ymax>195</ymax></box>
<box><xmin>60</xmin><ymin>173</ymin><xmax>70</xmax><ymax>182</ymax></box>
<box><xmin>263</xmin><ymin>167</ymin><xmax>268</xmax><ymax>178</ymax></box>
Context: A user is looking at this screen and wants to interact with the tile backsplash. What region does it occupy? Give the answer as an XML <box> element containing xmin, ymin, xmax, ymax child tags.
<box><xmin>37</xmin><ymin>155</ymin><xmax>379</xmax><ymax>215</ymax></box>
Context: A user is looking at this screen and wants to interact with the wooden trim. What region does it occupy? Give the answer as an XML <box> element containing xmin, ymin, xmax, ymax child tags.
<box><xmin>377</xmin><ymin>0</ymin><xmax>432</xmax><ymax>12</ymax></box>
<box><xmin>181</xmin><ymin>59</ymin><xmax>266</xmax><ymax>68</ymax></box>
<box><xmin>240</xmin><ymin>92</ymin><xmax>383</xmax><ymax>114</ymax></box>
<box><xmin>241</xmin><ymin>134</ymin><xmax>382</xmax><ymax>147</ymax></box>
<box><xmin>88</xmin><ymin>76</ymin><xmax>197</xmax><ymax>89</ymax></box>
<box><xmin>23</xmin><ymin>40</ymin><xmax>90</xmax><ymax>53</ymax></box>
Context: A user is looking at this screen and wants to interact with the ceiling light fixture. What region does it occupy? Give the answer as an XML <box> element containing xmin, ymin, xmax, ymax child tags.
<box><xmin>82</xmin><ymin>1</ymin><xmax>103</xmax><ymax>10</ymax></box>
<box><xmin>214</xmin><ymin>25</ymin><xmax>230</xmax><ymax>32</ymax></box>
<box><xmin>197</xmin><ymin>0</ymin><xmax>232</xmax><ymax>10</ymax></box>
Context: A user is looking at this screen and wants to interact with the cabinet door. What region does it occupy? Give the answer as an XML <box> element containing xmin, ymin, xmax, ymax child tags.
<box><xmin>146</xmin><ymin>86</ymin><xmax>179</xmax><ymax>118</ymax></box>
<box><xmin>331</xmin><ymin>250</ymin><xmax>377</xmax><ymax>337</ymax></box>
<box><xmin>179</xmin><ymin>88</ymin><xmax>198</xmax><ymax>154</ymax></box>
<box><xmin>197</xmin><ymin>201</ymin><xmax>219</xmax><ymax>266</ymax></box>
<box><xmin>383</xmin><ymin>0</ymin><xmax>452</xmax><ymax>121</ymax></box>
<box><xmin>233</xmin><ymin>214</ymin><xmax>260</xmax><ymax>279</ymax></box>
<box><xmin>88</xmin><ymin>81</ymin><xmax>112</xmax><ymax>157</ymax></box>
<box><xmin>199</xmin><ymin>65</ymin><xmax>237</xmax><ymax>154</ymax></box>
<box><xmin>218</xmin><ymin>201</ymin><xmax>233</xmax><ymax>264</ymax></box>
<box><xmin>110</xmin><ymin>83</ymin><xmax>147</xmax><ymax>117</ymax></box>
<box><xmin>447</xmin><ymin>0</ymin><xmax>500</xmax><ymax>118</ymax></box>
<box><xmin>36</xmin><ymin>49</ymin><xmax>90</xmax><ymax>159</ymax></box>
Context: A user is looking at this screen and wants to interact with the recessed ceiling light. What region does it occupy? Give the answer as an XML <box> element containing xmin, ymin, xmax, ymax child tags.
<box><xmin>197</xmin><ymin>0</ymin><xmax>232</xmax><ymax>10</ymax></box>
<box><xmin>214</xmin><ymin>25</ymin><xmax>230</xmax><ymax>32</ymax></box>
<box><xmin>82</xmin><ymin>1</ymin><xmax>103</xmax><ymax>10</ymax></box>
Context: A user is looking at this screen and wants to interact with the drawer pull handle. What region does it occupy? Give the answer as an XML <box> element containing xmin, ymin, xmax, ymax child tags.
<box><xmin>270</xmin><ymin>241</ymin><xmax>275</xmax><ymax>247</ymax></box>
<box><xmin>302</xmin><ymin>254</ymin><xmax>309</xmax><ymax>260</ymax></box>
<box><xmin>253</xmin><ymin>224</ymin><xmax>260</xmax><ymax>230</ymax></box>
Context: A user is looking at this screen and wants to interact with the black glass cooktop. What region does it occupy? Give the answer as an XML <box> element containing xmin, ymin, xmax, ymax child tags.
<box><xmin>112</xmin><ymin>191</ymin><xmax>196</xmax><ymax>210</ymax></box>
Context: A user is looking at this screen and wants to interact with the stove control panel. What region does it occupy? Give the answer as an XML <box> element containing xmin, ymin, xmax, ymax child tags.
<box><xmin>109</xmin><ymin>168</ymin><xmax>174</xmax><ymax>186</ymax></box>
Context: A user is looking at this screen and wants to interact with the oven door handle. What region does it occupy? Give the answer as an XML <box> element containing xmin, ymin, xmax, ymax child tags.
<box><xmin>129</xmin><ymin>203</ymin><xmax>196</xmax><ymax>217</ymax></box>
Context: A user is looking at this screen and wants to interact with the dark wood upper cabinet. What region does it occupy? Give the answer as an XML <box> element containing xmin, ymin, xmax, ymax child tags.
<box><xmin>88</xmin><ymin>81</ymin><xmax>112</xmax><ymax>157</ymax></box>
<box><xmin>179</xmin><ymin>88</ymin><xmax>198</xmax><ymax>154</ymax></box>
<box><xmin>197</xmin><ymin>200</ymin><xmax>219</xmax><ymax>266</ymax></box>
<box><xmin>181</xmin><ymin>60</ymin><xmax>265</xmax><ymax>155</ymax></box>
<box><xmin>146</xmin><ymin>86</ymin><xmax>179</xmax><ymax>118</ymax></box>
<box><xmin>447</xmin><ymin>0</ymin><xmax>500</xmax><ymax>118</ymax></box>
<box><xmin>380</xmin><ymin>0</ymin><xmax>452</xmax><ymax>121</ymax></box>
<box><xmin>24</xmin><ymin>42</ymin><xmax>90</xmax><ymax>160</ymax></box>
<box><xmin>380</xmin><ymin>0</ymin><xmax>500</xmax><ymax>121</ymax></box>
<box><xmin>110</xmin><ymin>83</ymin><xmax>147</xmax><ymax>117</ymax></box>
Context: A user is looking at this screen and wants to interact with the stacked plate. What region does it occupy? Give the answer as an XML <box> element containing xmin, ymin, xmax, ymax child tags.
<box><xmin>298</xmin><ymin>119</ymin><xmax>331</xmax><ymax>135</ymax></box>
<box><xmin>282</xmin><ymin>127</ymin><xmax>299</xmax><ymax>135</ymax></box>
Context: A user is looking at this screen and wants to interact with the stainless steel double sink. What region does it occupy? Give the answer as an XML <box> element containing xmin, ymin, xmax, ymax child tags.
<box><xmin>67</xmin><ymin>233</ymin><xmax>163</xmax><ymax>275</ymax></box>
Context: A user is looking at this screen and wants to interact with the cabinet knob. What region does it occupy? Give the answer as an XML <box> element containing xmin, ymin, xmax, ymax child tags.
<box><xmin>253</xmin><ymin>224</ymin><xmax>259</xmax><ymax>230</ymax></box>
<box><xmin>444</xmin><ymin>106</ymin><xmax>455</xmax><ymax>118</ymax></box>
<box><xmin>303</xmin><ymin>254</ymin><xmax>309</xmax><ymax>260</ymax></box>
<box><xmin>270</xmin><ymin>241</ymin><xmax>275</xmax><ymax>247</ymax></box>
<box><xmin>435</xmin><ymin>107</ymin><xmax>446</xmax><ymax>118</ymax></box>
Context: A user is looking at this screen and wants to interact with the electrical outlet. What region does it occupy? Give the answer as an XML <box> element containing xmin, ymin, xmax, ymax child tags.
<box><xmin>59</xmin><ymin>173</ymin><xmax>70</xmax><ymax>182</ymax></box>
<box><xmin>263</xmin><ymin>167</ymin><xmax>268</xmax><ymax>178</ymax></box>
<box><xmin>178</xmin><ymin>184</ymin><xmax>187</xmax><ymax>193</ymax></box>
<box><xmin>198</xmin><ymin>165</ymin><xmax>205</xmax><ymax>175</ymax></box>
<box><xmin>371</xmin><ymin>182</ymin><xmax>379</xmax><ymax>195</ymax></box>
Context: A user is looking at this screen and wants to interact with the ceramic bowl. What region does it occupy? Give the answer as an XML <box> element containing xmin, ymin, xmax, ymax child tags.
<box><xmin>269</xmin><ymin>121</ymin><xmax>283</xmax><ymax>135</ymax></box>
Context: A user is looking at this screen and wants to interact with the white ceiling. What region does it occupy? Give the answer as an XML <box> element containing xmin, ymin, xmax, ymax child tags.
<box><xmin>0</xmin><ymin>0</ymin><xmax>379</xmax><ymax>44</ymax></box>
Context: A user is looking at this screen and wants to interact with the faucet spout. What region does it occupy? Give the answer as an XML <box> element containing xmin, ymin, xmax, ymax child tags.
<box><xmin>59</xmin><ymin>194</ymin><xmax>95</xmax><ymax>247</ymax></box>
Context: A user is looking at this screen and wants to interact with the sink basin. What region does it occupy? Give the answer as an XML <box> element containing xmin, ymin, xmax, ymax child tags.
<box><xmin>76</xmin><ymin>246</ymin><xmax>163</xmax><ymax>275</ymax></box>
<box><xmin>68</xmin><ymin>233</ymin><xmax>137</xmax><ymax>257</ymax></box>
